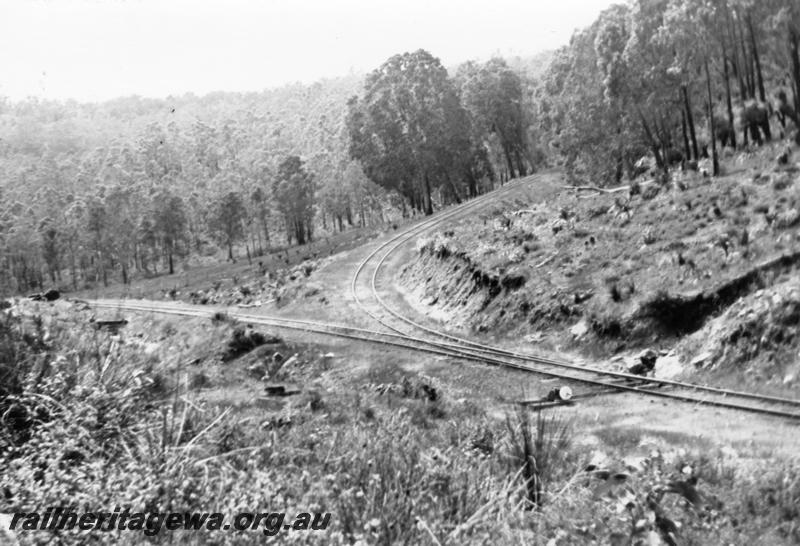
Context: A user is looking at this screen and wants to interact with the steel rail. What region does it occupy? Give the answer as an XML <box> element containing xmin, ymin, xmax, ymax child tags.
<box><xmin>88</xmin><ymin>299</ymin><xmax>800</xmax><ymax>420</ymax></box>
<box><xmin>84</xmin><ymin>172</ymin><xmax>800</xmax><ymax>419</ymax></box>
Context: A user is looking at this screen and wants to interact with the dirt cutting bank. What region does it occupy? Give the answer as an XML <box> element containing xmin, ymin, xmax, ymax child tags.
<box><xmin>399</xmin><ymin>145</ymin><xmax>800</xmax><ymax>385</ymax></box>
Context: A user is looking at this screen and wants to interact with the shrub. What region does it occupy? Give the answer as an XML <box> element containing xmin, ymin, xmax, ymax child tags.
<box><xmin>220</xmin><ymin>327</ymin><xmax>276</xmax><ymax>361</ymax></box>
<box><xmin>641</xmin><ymin>226</ymin><xmax>657</xmax><ymax>245</ymax></box>
<box><xmin>210</xmin><ymin>310</ymin><xmax>230</xmax><ymax>323</ymax></box>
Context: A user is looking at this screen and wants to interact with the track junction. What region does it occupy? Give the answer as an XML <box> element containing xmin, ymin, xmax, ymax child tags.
<box><xmin>90</xmin><ymin>172</ymin><xmax>800</xmax><ymax>421</ymax></box>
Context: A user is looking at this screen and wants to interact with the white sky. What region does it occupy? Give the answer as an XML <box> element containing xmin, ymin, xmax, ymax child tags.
<box><xmin>0</xmin><ymin>0</ymin><xmax>615</xmax><ymax>102</ymax></box>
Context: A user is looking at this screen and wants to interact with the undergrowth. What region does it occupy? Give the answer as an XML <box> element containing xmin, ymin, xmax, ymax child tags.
<box><xmin>1</xmin><ymin>301</ymin><xmax>798</xmax><ymax>544</ymax></box>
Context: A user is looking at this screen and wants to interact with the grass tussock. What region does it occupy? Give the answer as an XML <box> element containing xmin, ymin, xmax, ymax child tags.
<box><xmin>504</xmin><ymin>408</ymin><xmax>573</xmax><ymax>508</ymax></box>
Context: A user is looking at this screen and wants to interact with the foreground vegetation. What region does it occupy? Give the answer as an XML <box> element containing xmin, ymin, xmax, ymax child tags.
<box><xmin>1</xmin><ymin>300</ymin><xmax>798</xmax><ymax>544</ymax></box>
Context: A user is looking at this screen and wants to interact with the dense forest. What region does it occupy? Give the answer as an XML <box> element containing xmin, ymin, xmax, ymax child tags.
<box><xmin>0</xmin><ymin>56</ymin><xmax>539</xmax><ymax>293</ymax></box>
<box><xmin>0</xmin><ymin>75</ymin><xmax>382</xmax><ymax>292</ymax></box>
<box><xmin>1</xmin><ymin>0</ymin><xmax>799</xmax><ymax>294</ymax></box>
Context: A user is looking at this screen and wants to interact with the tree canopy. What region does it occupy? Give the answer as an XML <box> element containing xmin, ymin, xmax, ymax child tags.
<box><xmin>347</xmin><ymin>50</ymin><xmax>478</xmax><ymax>214</ymax></box>
<box><xmin>538</xmin><ymin>0</ymin><xmax>800</xmax><ymax>184</ymax></box>
<box><xmin>273</xmin><ymin>156</ymin><xmax>315</xmax><ymax>246</ymax></box>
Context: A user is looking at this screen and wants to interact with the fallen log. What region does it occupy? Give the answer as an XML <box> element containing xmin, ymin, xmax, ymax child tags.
<box><xmin>94</xmin><ymin>319</ymin><xmax>128</xmax><ymax>331</ymax></box>
<box><xmin>535</xmin><ymin>252</ymin><xmax>558</xmax><ymax>268</ymax></box>
<box><xmin>563</xmin><ymin>185</ymin><xmax>630</xmax><ymax>194</ymax></box>
<box><xmin>264</xmin><ymin>383</ymin><xmax>301</xmax><ymax>397</ymax></box>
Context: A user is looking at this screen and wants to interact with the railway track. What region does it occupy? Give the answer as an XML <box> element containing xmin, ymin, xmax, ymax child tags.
<box><xmin>88</xmin><ymin>172</ymin><xmax>800</xmax><ymax>420</ymax></box>
<box><xmin>348</xmin><ymin>171</ymin><xmax>800</xmax><ymax>420</ymax></box>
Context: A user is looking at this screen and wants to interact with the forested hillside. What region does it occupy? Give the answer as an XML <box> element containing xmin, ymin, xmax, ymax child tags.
<box><xmin>0</xmin><ymin>75</ymin><xmax>375</xmax><ymax>292</ymax></box>
<box><xmin>2</xmin><ymin>0</ymin><xmax>799</xmax><ymax>296</ymax></box>
<box><xmin>0</xmin><ymin>55</ymin><xmax>536</xmax><ymax>294</ymax></box>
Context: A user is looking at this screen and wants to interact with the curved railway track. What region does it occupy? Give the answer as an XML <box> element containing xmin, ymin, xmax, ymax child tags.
<box><xmin>349</xmin><ymin>171</ymin><xmax>800</xmax><ymax>420</ymax></box>
<box><xmin>89</xmin><ymin>172</ymin><xmax>800</xmax><ymax>420</ymax></box>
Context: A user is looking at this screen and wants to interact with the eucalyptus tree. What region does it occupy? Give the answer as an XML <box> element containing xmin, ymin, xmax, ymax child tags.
<box><xmin>347</xmin><ymin>49</ymin><xmax>473</xmax><ymax>215</ymax></box>
<box><xmin>211</xmin><ymin>191</ymin><xmax>246</xmax><ymax>262</ymax></box>
<box><xmin>273</xmin><ymin>155</ymin><xmax>315</xmax><ymax>245</ymax></box>
<box><xmin>456</xmin><ymin>58</ymin><xmax>531</xmax><ymax>179</ymax></box>
<box><xmin>153</xmin><ymin>192</ymin><xmax>187</xmax><ymax>275</ymax></box>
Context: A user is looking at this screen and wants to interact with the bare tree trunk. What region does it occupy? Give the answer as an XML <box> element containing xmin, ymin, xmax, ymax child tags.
<box><xmin>637</xmin><ymin>107</ymin><xmax>664</xmax><ymax>168</ymax></box>
<box><xmin>503</xmin><ymin>147</ymin><xmax>516</xmax><ymax>179</ymax></box>
<box><xmin>682</xmin><ymin>85</ymin><xmax>699</xmax><ymax>160</ymax></box>
<box><xmin>746</xmin><ymin>14</ymin><xmax>766</xmax><ymax>103</ymax></box>
<box><xmin>722</xmin><ymin>37</ymin><xmax>737</xmax><ymax>148</ymax></box>
<box><xmin>69</xmin><ymin>242</ymin><xmax>78</xmax><ymax>291</ymax></box>
<box><xmin>255</xmin><ymin>229</ymin><xmax>263</xmax><ymax>255</ymax></box>
<box><xmin>791</xmin><ymin>28</ymin><xmax>800</xmax><ymax>119</ymax></box>
<box><xmin>261</xmin><ymin>217</ymin><xmax>271</xmax><ymax>250</ymax></box>
<box><xmin>681</xmin><ymin>107</ymin><xmax>691</xmax><ymax>160</ymax></box>
<box><xmin>736</xmin><ymin>14</ymin><xmax>755</xmax><ymax>98</ymax></box>
<box><xmin>444</xmin><ymin>171</ymin><xmax>463</xmax><ymax>204</ymax></box>
<box><xmin>514</xmin><ymin>148</ymin><xmax>527</xmax><ymax>177</ymax></box>
<box><xmin>423</xmin><ymin>173</ymin><xmax>433</xmax><ymax>216</ymax></box>
<box><xmin>705</xmin><ymin>57</ymin><xmax>720</xmax><ymax>176</ymax></box>
<box><xmin>725</xmin><ymin>6</ymin><xmax>747</xmax><ymax>102</ymax></box>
